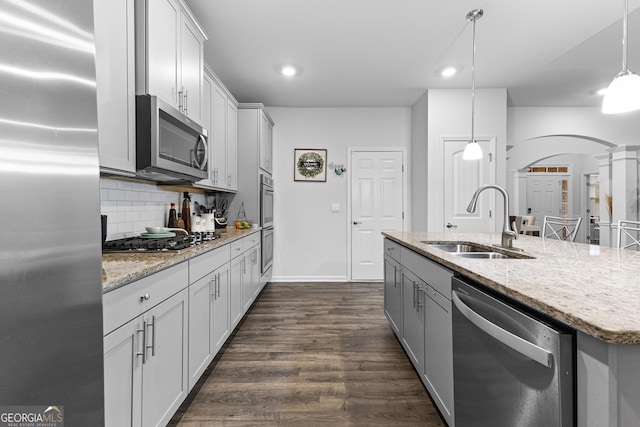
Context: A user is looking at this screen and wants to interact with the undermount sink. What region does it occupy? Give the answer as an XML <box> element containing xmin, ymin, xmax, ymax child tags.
<box><xmin>452</xmin><ymin>252</ymin><xmax>510</xmax><ymax>259</ymax></box>
<box><xmin>425</xmin><ymin>243</ymin><xmax>489</xmax><ymax>253</ymax></box>
<box><xmin>421</xmin><ymin>241</ymin><xmax>535</xmax><ymax>260</ymax></box>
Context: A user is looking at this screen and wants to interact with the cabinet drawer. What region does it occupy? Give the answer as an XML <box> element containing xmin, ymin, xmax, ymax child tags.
<box><xmin>242</xmin><ymin>233</ymin><xmax>260</xmax><ymax>251</ymax></box>
<box><xmin>425</xmin><ymin>284</ymin><xmax>450</xmax><ymax>309</ymax></box>
<box><xmin>230</xmin><ymin>239</ymin><xmax>243</xmax><ymax>258</ymax></box>
<box><xmin>401</xmin><ymin>247</ymin><xmax>452</xmax><ymax>298</ymax></box>
<box><xmin>189</xmin><ymin>245</ymin><xmax>230</xmax><ymax>284</ymax></box>
<box><xmin>103</xmin><ymin>262</ymin><xmax>189</xmax><ymax>335</ymax></box>
<box><xmin>384</xmin><ymin>238</ymin><xmax>401</xmax><ymax>262</ymax></box>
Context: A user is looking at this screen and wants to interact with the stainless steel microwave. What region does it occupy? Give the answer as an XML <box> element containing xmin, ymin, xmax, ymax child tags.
<box><xmin>136</xmin><ymin>95</ymin><xmax>208</xmax><ymax>182</ymax></box>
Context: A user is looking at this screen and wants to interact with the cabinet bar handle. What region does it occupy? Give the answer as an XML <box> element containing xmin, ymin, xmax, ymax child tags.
<box><xmin>210</xmin><ymin>278</ymin><xmax>216</xmax><ymax>299</ymax></box>
<box><xmin>136</xmin><ymin>322</ymin><xmax>146</xmax><ymax>364</ymax></box>
<box><xmin>217</xmin><ymin>273</ymin><xmax>221</xmax><ymax>298</ymax></box>
<box><xmin>184</xmin><ymin>89</ymin><xmax>188</xmax><ymax>114</ymax></box>
<box><xmin>146</xmin><ymin>316</ymin><xmax>156</xmax><ymax>358</ymax></box>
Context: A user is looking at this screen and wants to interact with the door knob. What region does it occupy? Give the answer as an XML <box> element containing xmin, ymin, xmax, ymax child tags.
<box><xmin>353</xmin><ymin>221</ymin><xmax>362</xmax><ymax>225</ymax></box>
<box><xmin>446</xmin><ymin>222</ymin><xmax>458</xmax><ymax>229</ymax></box>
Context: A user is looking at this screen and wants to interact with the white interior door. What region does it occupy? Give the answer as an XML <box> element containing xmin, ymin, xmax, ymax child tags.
<box><xmin>351</xmin><ymin>150</ymin><xmax>404</xmax><ymax>280</ymax></box>
<box><xmin>443</xmin><ymin>139</ymin><xmax>494</xmax><ymax>232</ymax></box>
<box><xmin>526</xmin><ymin>175</ymin><xmax>561</xmax><ymax>225</ymax></box>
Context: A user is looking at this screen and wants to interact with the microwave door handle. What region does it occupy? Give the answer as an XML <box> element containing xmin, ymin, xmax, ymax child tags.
<box><xmin>452</xmin><ymin>290</ymin><xmax>553</xmax><ymax>368</ymax></box>
<box><xmin>193</xmin><ymin>134</ymin><xmax>208</xmax><ymax>170</ymax></box>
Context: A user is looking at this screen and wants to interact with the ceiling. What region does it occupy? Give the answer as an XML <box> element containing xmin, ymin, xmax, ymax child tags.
<box><xmin>185</xmin><ymin>0</ymin><xmax>640</xmax><ymax>108</ymax></box>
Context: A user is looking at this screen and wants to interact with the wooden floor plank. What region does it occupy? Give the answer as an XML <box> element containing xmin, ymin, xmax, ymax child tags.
<box><xmin>169</xmin><ymin>282</ymin><xmax>446</xmax><ymax>426</ymax></box>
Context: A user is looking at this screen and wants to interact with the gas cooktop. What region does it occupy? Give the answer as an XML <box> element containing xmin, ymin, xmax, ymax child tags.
<box><xmin>102</xmin><ymin>231</ymin><xmax>221</xmax><ymax>253</ymax></box>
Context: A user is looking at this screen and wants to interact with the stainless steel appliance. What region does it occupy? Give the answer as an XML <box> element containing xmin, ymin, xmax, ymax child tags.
<box><xmin>260</xmin><ymin>174</ymin><xmax>274</xmax><ymax>228</ymax></box>
<box><xmin>452</xmin><ymin>277</ymin><xmax>574</xmax><ymax>426</ymax></box>
<box><xmin>136</xmin><ymin>94</ymin><xmax>208</xmax><ymax>182</ymax></box>
<box><xmin>103</xmin><ymin>232</ymin><xmax>221</xmax><ymax>253</ymax></box>
<box><xmin>0</xmin><ymin>0</ymin><xmax>104</xmax><ymax>424</ymax></box>
<box><xmin>260</xmin><ymin>175</ymin><xmax>274</xmax><ymax>273</ymax></box>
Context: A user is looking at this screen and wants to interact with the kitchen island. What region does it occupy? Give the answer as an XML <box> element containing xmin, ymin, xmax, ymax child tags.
<box><xmin>384</xmin><ymin>231</ymin><xmax>640</xmax><ymax>427</ymax></box>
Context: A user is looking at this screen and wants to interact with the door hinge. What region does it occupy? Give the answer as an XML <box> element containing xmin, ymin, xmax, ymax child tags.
<box><xmin>489</xmin><ymin>152</ymin><xmax>493</xmax><ymax>162</ymax></box>
<box><xmin>402</xmin><ymin>164</ymin><xmax>405</xmax><ymax>172</ymax></box>
<box><xmin>489</xmin><ymin>210</ymin><xmax>492</xmax><ymax>218</ymax></box>
<box><xmin>402</xmin><ymin>212</ymin><xmax>405</xmax><ymax>220</ymax></box>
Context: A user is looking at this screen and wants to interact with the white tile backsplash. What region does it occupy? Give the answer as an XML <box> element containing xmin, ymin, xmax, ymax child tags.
<box><xmin>100</xmin><ymin>177</ymin><xmax>205</xmax><ymax>241</ymax></box>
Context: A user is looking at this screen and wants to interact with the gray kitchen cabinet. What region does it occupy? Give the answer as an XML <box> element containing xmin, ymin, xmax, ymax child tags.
<box><xmin>136</xmin><ymin>0</ymin><xmax>205</xmax><ymax>122</ymax></box>
<box><xmin>94</xmin><ymin>0</ymin><xmax>136</xmax><ymax>175</ymax></box>
<box><xmin>401</xmin><ymin>267</ymin><xmax>426</xmax><ymax>373</ymax></box>
<box><xmin>423</xmin><ymin>284</ymin><xmax>454</xmax><ymax>426</ymax></box>
<box><xmin>229</xmin><ymin>239</ymin><xmax>244</xmax><ymax>328</ymax></box>
<box><xmin>197</xmin><ymin>64</ymin><xmax>238</xmax><ymax>191</ymax></box>
<box><xmin>382</xmin><ymin>238</ymin><xmax>454</xmax><ymax>426</ymax></box>
<box><xmin>103</xmin><ymin>263</ymin><xmax>189</xmax><ymax>427</ymax></box>
<box><xmin>242</xmin><ymin>234</ymin><xmax>261</xmax><ymax>311</ymax></box>
<box><xmin>187</xmin><ymin>245</ymin><xmax>231</xmax><ymax>390</ymax></box>
<box><xmin>259</xmin><ymin>108</ymin><xmax>274</xmax><ymax>173</ymax></box>
<box><xmin>383</xmin><ymin>239</ymin><xmax>402</xmax><ymax>336</ymax></box>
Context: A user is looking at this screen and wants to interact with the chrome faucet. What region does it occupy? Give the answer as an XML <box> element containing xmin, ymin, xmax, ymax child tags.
<box><xmin>466</xmin><ymin>184</ymin><xmax>518</xmax><ymax>249</ymax></box>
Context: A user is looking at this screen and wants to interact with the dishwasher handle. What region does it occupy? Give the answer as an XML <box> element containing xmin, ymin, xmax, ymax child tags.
<box><xmin>452</xmin><ymin>290</ymin><xmax>553</xmax><ymax>368</ymax></box>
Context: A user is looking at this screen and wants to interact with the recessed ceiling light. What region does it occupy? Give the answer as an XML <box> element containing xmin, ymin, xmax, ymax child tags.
<box><xmin>281</xmin><ymin>65</ymin><xmax>297</xmax><ymax>77</ymax></box>
<box><xmin>441</xmin><ymin>67</ymin><xmax>457</xmax><ymax>77</ymax></box>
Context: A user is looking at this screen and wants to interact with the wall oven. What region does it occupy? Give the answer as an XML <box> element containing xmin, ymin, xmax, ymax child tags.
<box><xmin>261</xmin><ymin>174</ymin><xmax>274</xmax><ymax>228</ymax></box>
<box><xmin>260</xmin><ymin>174</ymin><xmax>274</xmax><ymax>273</ymax></box>
<box><xmin>136</xmin><ymin>94</ymin><xmax>208</xmax><ymax>182</ymax></box>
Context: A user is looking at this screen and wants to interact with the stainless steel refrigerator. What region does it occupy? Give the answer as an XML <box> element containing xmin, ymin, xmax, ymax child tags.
<box><xmin>0</xmin><ymin>1</ymin><xmax>105</xmax><ymax>425</ymax></box>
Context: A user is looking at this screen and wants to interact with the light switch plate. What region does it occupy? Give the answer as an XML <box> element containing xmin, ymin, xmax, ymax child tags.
<box><xmin>331</xmin><ymin>203</ymin><xmax>340</xmax><ymax>213</ymax></box>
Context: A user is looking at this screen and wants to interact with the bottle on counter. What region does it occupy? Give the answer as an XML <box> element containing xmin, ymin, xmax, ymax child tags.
<box><xmin>182</xmin><ymin>192</ymin><xmax>191</xmax><ymax>232</ymax></box>
<box><xmin>177</xmin><ymin>213</ymin><xmax>185</xmax><ymax>230</ymax></box>
<box><xmin>167</xmin><ymin>203</ymin><xmax>178</xmax><ymax>228</ymax></box>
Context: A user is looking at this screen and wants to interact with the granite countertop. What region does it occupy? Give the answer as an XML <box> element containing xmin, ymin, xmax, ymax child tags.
<box><xmin>102</xmin><ymin>227</ymin><xmax>261</xmax><ymax>294</ymax></box>
<box><xmin>383</xmin><ymin>231</ymin><xmax>640</xmax><ymax>345</ymax></box>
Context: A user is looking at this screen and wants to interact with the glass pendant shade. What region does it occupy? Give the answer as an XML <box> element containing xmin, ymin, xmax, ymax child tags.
<box><xmin>602</xmin><ymin>0</ymin><xmax>640</xmax><ymax>114</ymax></box>
<box><xmin>463</xmin><ymin>140</ymin><xmax>483</xmax><ymax>160</ymax></box>
<box><xmin>602</xmin><ymin>70</ymin><xmax>640</xmax><ymax>114</ymax></box>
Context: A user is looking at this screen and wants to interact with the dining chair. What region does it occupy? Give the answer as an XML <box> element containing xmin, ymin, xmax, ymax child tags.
<box><xmin>542</xmin><ymin>215</ymin><xmax>582</xmax><ymax>241</ymax></box>
<box><xmin>617</xmin><ymin>219</ymin><xmax>640</xmax><ymax>250</ymax></box>
<box><xmin>520</xmin><ymin>215</ymin><xmax>541</xmax><ymax>236</ymax></box>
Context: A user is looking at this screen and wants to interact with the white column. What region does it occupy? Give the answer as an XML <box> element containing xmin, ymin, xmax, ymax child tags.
<box><xmin>510</xmin><ymin>170</ymin><xmax>528</xmax><ymax>216</ymax></box>
<box><xmin>595</xmin><ymin>153</ymin><xmax>612</xmax><ymax>247</ymax></box>
<box><xmin>610</xmin><ymin>145</ymin><xmax>640</xmax><ymax>224</ymax></box>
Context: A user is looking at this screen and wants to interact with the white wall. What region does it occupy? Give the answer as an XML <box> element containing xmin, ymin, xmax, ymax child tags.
<box><xmin>267</xmin><ymin>107</ymin><xmax>411</xmax><ymax>282</ymax></box>
<box><xmin>411</xmin><ymin>91</ymin><xmax>428</xmax><ymax>231</ymax></box>
<box><xmin>427</xmin><ymin>88</ymin><xmax>508</xmax><ymax>232</ymax></box>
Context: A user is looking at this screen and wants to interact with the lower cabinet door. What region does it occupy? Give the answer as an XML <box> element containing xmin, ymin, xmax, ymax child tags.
<box><xmin>383</xmin><ymin>254</ymin><xmax>402</xmax><ymax>336</ymax></box>
<box><xmin>213</xmin><ymin>263</ymin><xmax>231</xmax><ymax>353</ymax></box>
<box><xmin>401</xmin><ymin>268</ymin><xmax>425</xmax><ymax>373</ymax></box>
<box><xmin>141</xmin><ymin>288</ymin><xmax>189</xmax><ymax>427</ymax></box>
<box><xmin>104</xmin><ymin>318</ymin><xmax>143</xmax><ymax>427</ymax></box>
<box><xmin>242</xmin><ymin>251</ymin><xmax>254</xmax><ymax>312</ymax></box>
<box><xmin>423</xmin><ymin>286</ymin><xmax>454</xmax><ymax>426</ymax></box>
<box><xmin>230</xmin><ymin>255</ymin><xmax>243</xmax><ymax>328</ymax></box>
<box><xmin>188</xmin><ymin>273</ymin><xmax>214</xmax><ymax>390</ymax></box>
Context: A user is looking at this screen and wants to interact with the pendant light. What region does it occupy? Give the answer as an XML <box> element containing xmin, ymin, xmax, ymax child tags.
<box><xmin>602</xmin><ymin>0</ymin><xmax>640</xmax><ymax>114</ymax></box>
<box><xmin>463</xmin><ymin>9</ymin><xmax>484</xmax><ymax>160</ymax></box>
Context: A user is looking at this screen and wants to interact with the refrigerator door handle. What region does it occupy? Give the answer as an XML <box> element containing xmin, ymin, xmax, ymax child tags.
<box><xmin>452</xmin><ymin>290</ymin><xmax>553</xmax><ymax>368</ymax></box>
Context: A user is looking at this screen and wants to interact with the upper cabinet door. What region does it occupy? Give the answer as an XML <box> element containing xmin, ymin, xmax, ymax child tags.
<box><xmin>259</xmin><ymin>110</ymin><xmax>273</xmax><ymax>174</ymax></box>
<box><xmin>179</xmin><ymin>10</ymin><xmax>204</xmax><ymax>123</ymax></box>
<box><xmin>146</xmin><ymin>0</ymin><xmax>179</xmax><ymax>106</ymax></box>
<box><xmin>94</xmin><ymin>0</ymin><xmax>136</xmax><ymax>174</ymax></box>
<box><xmin>227</xmin><ymin>100</ymin><xmax>238</xmax><ymax>191</ymax></box>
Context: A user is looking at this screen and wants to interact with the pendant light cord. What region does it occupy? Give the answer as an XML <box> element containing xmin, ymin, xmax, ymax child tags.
<box><xmin>623</xmin><ymin>0</ymin><xmax>629</xmax><ymax>71</ymax></box>
<box><xmin>471</xmin><ymin>14</ymin><xmax>477</xmax><ymax>144</ymax></box>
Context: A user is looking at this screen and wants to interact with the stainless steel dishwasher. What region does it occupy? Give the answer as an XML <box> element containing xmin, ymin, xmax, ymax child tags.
<box><xmin>452</xmin><ymin>276</ymin><xmax>574</xmax><ymax>426</ymax></box>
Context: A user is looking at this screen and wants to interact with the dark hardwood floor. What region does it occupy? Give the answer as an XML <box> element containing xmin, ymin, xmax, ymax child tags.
<box><xmin>169</xmin><ymin>282</ymin><xmax>445</xmax><ymax>426</ymax></box>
